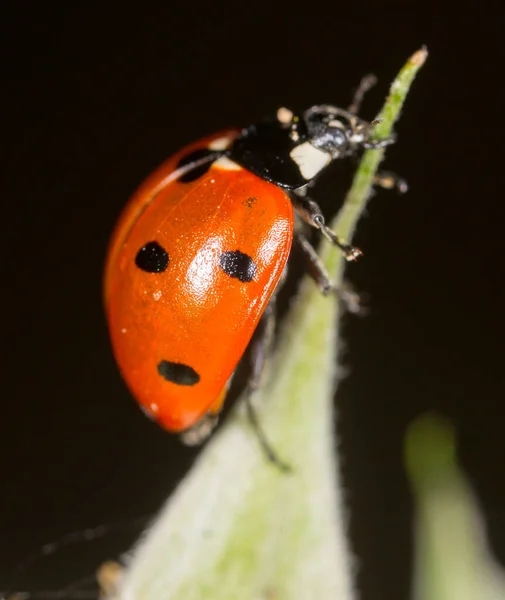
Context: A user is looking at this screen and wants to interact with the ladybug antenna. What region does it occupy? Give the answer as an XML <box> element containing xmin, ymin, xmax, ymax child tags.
<box><xmin>348</xmin><ymin>73</ymin><xmax>377</xmax><ymax>114</ymax></box>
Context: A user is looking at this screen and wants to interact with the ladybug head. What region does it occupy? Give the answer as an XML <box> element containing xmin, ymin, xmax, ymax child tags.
<box><xmin>303</xmin><ymin>105</ymin><xmax>395</xmax><ymax>159</ymax></box>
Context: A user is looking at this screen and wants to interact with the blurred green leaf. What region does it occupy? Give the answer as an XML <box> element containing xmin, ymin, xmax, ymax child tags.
<box><xmin>406</xmin><ymin>413</ymin><xmax>505</xmax><ymax>600</ymax></box>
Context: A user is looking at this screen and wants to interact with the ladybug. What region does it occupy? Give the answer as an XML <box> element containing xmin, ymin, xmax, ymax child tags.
<box><xmin>104</xmin><ymin>82</ymin><xmax>397</xmax><ymax>461</ymax></box>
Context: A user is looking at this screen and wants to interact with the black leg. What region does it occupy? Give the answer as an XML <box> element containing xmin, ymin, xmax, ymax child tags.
<box><xmin>372</xmin><ymin>170</ymin><xmax>408</xmax><ymax>194</ymax></box>
<box><xmin>348</xmin><ymin>73</ymin><xmax>377</xmax><ymax>114</ymax></box>
<box><xmin>294</xmin><ymin>230</ymin><xmax>362</xmax><ymax>314</ymax></box>
<box><xmin>347</xmin><ymin>151</ymin><xmax>407</xmax><ymax>194</ymax></box>
<box><xmin>245</xmin><ymin>300</ymin><xmax>291</xmax><ymax>472</ymax></box>
<box><xmin>362</xmin><ymin>135</ymin><xmax>397</xmax><ymax>150</ymax></box>
<box><xmin>291</xmin><ymin>193</ymin><xmax>362</xmax><ymax>262</ymax></box>
<box><xmin>295</xmin><ymin>229</ymin><xmax>332</xmax><ymax>294</ymax></box>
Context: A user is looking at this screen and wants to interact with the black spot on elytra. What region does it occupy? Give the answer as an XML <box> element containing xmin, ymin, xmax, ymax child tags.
<box><xmin>135</xmin><ymin>241</ymin><xmax>169</xmax><ymax>273</ymax></box>
<box><xmin>157</xmin><ymin>361</ymin><xmax>200</xmax><ymax>386</ymax></box>
<box><xmin>219</xmin><ymin>250</ymin><xmax>257</xmax><ymax>283</ymax></box>
<box><xmin>177</xmin><ymin>148</ymin><xmax>217</xmax><ymax>183</ymax></box>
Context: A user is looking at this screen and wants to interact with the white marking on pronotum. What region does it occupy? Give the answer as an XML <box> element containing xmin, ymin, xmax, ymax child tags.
<box><xmin>208</xmin><ymin>136</ymin><xmax>233</xmax><ymax>150</ymax></box>
<box><xmin>214</xmin><ymin>156</ymin><xmax>242</xmax><ymax>171</ymax></box>
<box><xmin>289</xmin><ymin>142</ymin><xmax>331</xmax><ymax>180</ymax></box>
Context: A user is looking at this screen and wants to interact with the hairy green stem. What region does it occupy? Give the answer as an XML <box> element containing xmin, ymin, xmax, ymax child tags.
<box><xmin>332</xmin><ymin>46</ymin><xmax>427</xmax><ymax>279</ymax></box>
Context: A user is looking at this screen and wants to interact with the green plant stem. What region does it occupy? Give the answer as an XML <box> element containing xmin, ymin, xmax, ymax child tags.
<box><xmin>332</xmin><ymin>46</ymin><xmax>428</xmax><ymax>278</ymax></box>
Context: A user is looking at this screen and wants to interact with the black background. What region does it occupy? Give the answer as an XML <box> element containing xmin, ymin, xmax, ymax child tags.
<box><xmin>2</xmin><ymin>3</ymin><xmax>505</xmax><ymax>599</ymax></box>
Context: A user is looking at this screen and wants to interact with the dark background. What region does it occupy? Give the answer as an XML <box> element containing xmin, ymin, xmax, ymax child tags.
<box><xmin>2</xmin><ymin>3</ymin><xmax>504</xmax><ymax>599</ymax></box>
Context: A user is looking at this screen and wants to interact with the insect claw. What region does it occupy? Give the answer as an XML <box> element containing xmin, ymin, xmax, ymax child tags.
<box><xmin>343</xmin><ymin>246</ymin><xmax>363</xmax><ymax>262</ymax></box>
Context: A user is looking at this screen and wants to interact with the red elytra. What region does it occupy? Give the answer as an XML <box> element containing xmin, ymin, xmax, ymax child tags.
<box><xmin>104</xmin><ymin>130</ymin><xmax>294</xmax><ymax>433</ymax></box>
<box><xmin>104</xmin><ymin>101</ymin><xmax>396</xmax><ymax>444</ymax></box>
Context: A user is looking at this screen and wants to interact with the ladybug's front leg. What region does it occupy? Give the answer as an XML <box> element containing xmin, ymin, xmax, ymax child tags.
<box><xmin>291</xmin><ymin>192</ymin><xmax>362</xmax><ymax>262</ymax></box>
<box><xmin>294</xmin><ymin>230</ymin><xmax>362</xmax><ymax>314</ymax></box>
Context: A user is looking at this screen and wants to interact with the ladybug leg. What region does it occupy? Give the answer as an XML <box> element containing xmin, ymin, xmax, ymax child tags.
<box><xmin>348</xmin><ymin>73</ymin><xmax>377</xmax><ymax>114</ymax></box>
<box><xmin>346</xmin><ymin>151</ymin><xmax>407</xmax><ymax>193</ymax></box>
<box><xmin>372</xmin><ymin>170</ymin><xmax>408</xmax><ymax>194</ymax></box>
<box><xmin>291</xmin><ymin>192</ymin><xmax>362</xmax><ymax>262</ymax></box>
<box><xmin>245</xmin><ymin>300</ymin><xmax>291</xmax><ymax>472</ymax></box>
<box><xmin>294</xmin><ymin>230</ymin><xmax>362</xmax><ymax>314</ymax></box>
<box><xmin>97</xmin><ymin>560</ymin><xmax>124</xmax><ymax>599</ymax></box>
<box><xmin>361</xmin><ymin>135</ymin><xmax>396</xmax><ymax>150</ymax></box>
<box><xmin>293</xmin><ymin>229</ymin><xmax>333</xmax><ymax>295</ymax></box>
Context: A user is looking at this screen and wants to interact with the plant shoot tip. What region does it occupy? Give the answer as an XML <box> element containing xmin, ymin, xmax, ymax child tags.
<box><xmin>411</xmin><ymin>46</ymin><xmax>429</xmax><ymax>66</ymax></box>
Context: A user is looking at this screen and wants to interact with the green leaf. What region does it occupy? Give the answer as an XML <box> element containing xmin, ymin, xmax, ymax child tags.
<box><xmin>406</xmin><ymin>413</ymin><xmax>505</xmax><ymax>600</ymax></box>
<box><xmin>111</xmin><ymin>49</ymin><xmax>427</xmax><ymax>600</ymax></box>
